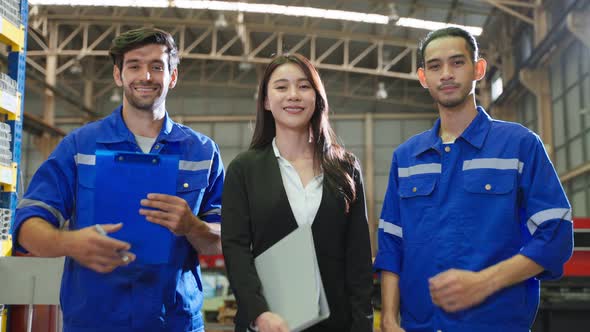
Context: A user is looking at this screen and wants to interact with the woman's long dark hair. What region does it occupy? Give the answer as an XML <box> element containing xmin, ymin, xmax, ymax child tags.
<box><xmin>250</xmin><ymin>53</ymin><xmax>358</xmax><ymax>212</ymax></box>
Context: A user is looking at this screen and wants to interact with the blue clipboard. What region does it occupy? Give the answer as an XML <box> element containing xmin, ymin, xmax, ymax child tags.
<box><xmin>94</xmin><ymin>150</ymin><xmax>179</xmax><ymax>264</ymax></box>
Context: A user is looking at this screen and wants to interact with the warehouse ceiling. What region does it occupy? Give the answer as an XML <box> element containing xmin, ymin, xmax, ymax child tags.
<box><xmin>21</xmin><ymin>0</ymin><xmax>517</xmax><ymax>117</ymax></box>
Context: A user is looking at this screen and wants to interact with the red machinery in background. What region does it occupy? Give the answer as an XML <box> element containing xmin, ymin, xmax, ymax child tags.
<box><xmin>564</xmin><ymin>217</ymin><xmax>590</xmax><ymax>276</ymax></box>
<box><xmin>532</xmin><ymin>217</ymin><xmax>590</xmax><ymax>332</ymax></box>
<box><xmin>200</xmin><ymin>219</ymin><xmax>590</xmax><ymax>275</ymax></box>
<box><xmin>199</xmin><ymin>254</ymin><xmax>225</xmax><ymax>270</ymax></box>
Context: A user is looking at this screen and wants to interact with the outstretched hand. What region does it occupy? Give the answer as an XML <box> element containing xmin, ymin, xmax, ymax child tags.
<box><xmin>65</xmin><ymin>223</ymin><xmax>135</xmax><ymax>273</ymax></box>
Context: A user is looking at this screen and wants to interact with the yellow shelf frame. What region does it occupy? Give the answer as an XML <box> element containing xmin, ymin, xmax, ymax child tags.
<box><xmin>0</xmin><ymin>16</ymin><xmax>25</xmax><ymax>51</ymax></box>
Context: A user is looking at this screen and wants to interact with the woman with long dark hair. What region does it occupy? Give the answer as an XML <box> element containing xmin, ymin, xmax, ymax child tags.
<box><xmin>221</xmin><ymin>53</ymin><xmax>373</xmax><ymax>332</ymax></box>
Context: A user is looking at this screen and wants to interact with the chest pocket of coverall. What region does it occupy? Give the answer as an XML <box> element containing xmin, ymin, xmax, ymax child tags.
<box><xmin>176</xmin><ymin>170</ymin><xmax>209</xmax><ymax>214</ymax></box>
<box><xmin>461</xmin><ymin>170</ymin><xmax>517</xmax><ymax>237</ymax></box>
<box><xmin>398</xmin><ymin>176</ymin><xmax>437</xmax><ymax>244</ymax></box>
<box><xmin>462</xmin><ymin>171</ymin><xmax>515</xmax><ymax>195</ymax></box>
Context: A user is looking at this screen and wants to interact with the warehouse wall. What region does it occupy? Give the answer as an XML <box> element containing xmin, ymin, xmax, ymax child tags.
<box><xmin>549</xmin><ymin>40</ymin><xmax>590</xmax><ymax>217</ymax></box>
<box><xmin>509</xmin><ymin>38</ymin><xmax>590</xmax><ymax>218</ymax></box>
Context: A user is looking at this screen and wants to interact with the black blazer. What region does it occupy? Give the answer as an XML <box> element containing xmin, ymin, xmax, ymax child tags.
<box><xmin>221</xmin><ymin>145</ymin><xmax>373</xmax><ymax>332</ymax></box>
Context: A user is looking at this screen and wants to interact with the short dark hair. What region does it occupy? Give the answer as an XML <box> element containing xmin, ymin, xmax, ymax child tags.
<box><xmin>109</xmin><ymin>27</ymin><xmax>180</xmax><ymax>71</ymax></box>
<box><xmin>418</xmin><ymin>27</ymin><xmax>478</xmax><ymax>68</ymax></box>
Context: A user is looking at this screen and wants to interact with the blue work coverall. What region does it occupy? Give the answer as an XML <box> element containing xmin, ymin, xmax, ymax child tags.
<box><xmin>374</xmin><ymin>107</ymin><xmax>573</xmax><ymax>332</ymax></box>
<box><xmin>14</xmin><ymin>107</ymin><xmax>224</xmax><ymax>332</ymax></box>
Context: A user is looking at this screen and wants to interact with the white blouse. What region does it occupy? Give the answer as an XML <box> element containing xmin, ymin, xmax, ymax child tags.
<box><xmin>272</xmin><ymin>138</ymin><xmax>323</xmax><ymax>226</ymax></box>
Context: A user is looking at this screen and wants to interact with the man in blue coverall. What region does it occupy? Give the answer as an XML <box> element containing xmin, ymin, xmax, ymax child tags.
<box><xmin>374</xmin><ymin>27</ymin><xmax>573</xmax><ymax>332</ymax></box>
<box><xmin>14</xmin><ymin>28</ymin><xmax>224</xmax><ymax>332</ymax></box>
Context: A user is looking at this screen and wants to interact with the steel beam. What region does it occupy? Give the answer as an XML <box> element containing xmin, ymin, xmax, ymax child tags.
<box><xmin>484</xmin><ymin>0</ymin><xmax>534</xmax><ymax>24</ymax></box>
<box><xmin>25</xmin><ymin>16</ymin><xmax>419</xmax><ymax>80</ymax></box>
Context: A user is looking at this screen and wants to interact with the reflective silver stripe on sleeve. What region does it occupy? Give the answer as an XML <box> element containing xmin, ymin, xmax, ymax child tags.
<box><xmin>17</xmin><ymin>198</ymin><xmax>67</xmax><ymax>227</ymax></box>
<box><xmin>74</xmin><ymin>153</ymin><xmax>96</xmax><ymax>166</ymax></box>
<box><xmin>179</xmin><ymin>160</ymin><xmax>211</xmax><ymax>171</ymax></box>
<box><xmin>527</xmin><ymin>208</ymin><xmax>572</xmax><ymax>235</ymax></box>
<box><xmin>199</xmin><ymin>208</ymin><xmax>221</xmax><ymax>217</ymax></box>
<box><xmin>462</xmin><ymin>158</ymin><xmax>524</xmax><ymax>174</ymax></box>
<box><xmin>398</xmin><ymin>163</ymin><xmax>441</xmax><ymax>178</ymax></box>
<box><xmin>379</xmin><ymin>219</ymin><xmax>403</xmax><ymax>238</ymax></box>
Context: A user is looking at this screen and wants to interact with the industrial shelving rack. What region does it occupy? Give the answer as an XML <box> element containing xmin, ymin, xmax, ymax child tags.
<box><xmin>0</xmin><ymin>0</ymin><xmax>28</xmax><ymax>330</ymax></box>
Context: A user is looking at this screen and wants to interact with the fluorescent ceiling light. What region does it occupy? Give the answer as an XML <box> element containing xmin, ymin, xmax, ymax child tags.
<box><xmin>491</xmin><ymin>75</ymin><xmax>503</xmax><ymax>102</ymax></box>
<box><xmin>28</xmin><ymin>0</ymin><xmax>484</xmax><ymax>34</ymax></box>
<box><xmin>375</xmin><ymin>82</ymin><xmax>388</xmax><ymax>100</ymax></box>
<box><xmin>109</xmin><ymin>89</ymin><xmax>122</xmax><ymax>103</ymax></box>
<box><xmin>28</xmin><ymin>0</ymin><xmax>389</xmax><ymax>24</ymax></box>
<box><xmin>175</xmin><ymin>1</ymin><xmax>390</xmax><ymax>24</ymax></box>
<box><xmin>396</xmin><ymin>18</ymin><xmax>482</xmax><ymax>36</ymax></box>
<box><xmin>28</xmin><ymin>0</ymin><xmax>168</xmax><ymax>7</ymax></box>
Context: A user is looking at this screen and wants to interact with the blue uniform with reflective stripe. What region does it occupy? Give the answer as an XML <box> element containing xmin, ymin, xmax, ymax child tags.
<box><xmin>14</xmin><ymin>107</ymin><xmax>224</xmax><ymax>332</ymax></box>
<box><xmin>374</xmin><ymin>107</ymin><xmax>573</xmax><ymax>332</ymax></box>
